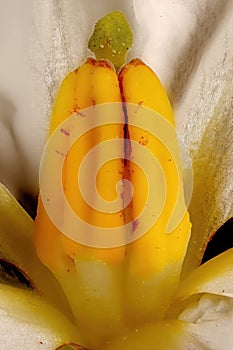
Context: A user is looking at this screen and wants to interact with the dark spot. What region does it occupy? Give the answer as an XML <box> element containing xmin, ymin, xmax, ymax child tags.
<box><xmin>73</xmin><ymin>104</ymin><xmax>80</xmax><ymax>114</ymax></box>
<box><xmin>60</xmin><ymin>128</ymin><xmax>70</xmax><ymax>136</ymax></box>
<box><xmin>55</xmin><ymin>150</ymin><xmax>65</xmax><ymax>157</ymax></box>
<box><xmin>77</xmin><ymin>111</ymin><xmax>85</xmax><ymax>118</ymax></box>
<box><xmin>132</xmin><ymin>219</ymin><xmax>139</xmax><ymax>233</ymax></box>
<box><xmin>139</xmin><ymin>136</ymin><xmax>148</xmax><ymax>146</ymax></box>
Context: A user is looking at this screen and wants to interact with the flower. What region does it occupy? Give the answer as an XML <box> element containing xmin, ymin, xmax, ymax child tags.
<box><xmin>0</xmin><ymin>1</ymin><xmax>233</xmax><ymax>350</ymax></box>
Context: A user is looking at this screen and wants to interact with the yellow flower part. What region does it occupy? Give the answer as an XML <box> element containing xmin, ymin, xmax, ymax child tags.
<box><xmin>34</xmin><ymin>15</ymin><xmax>191</xmax><ymax>344</ymax></box>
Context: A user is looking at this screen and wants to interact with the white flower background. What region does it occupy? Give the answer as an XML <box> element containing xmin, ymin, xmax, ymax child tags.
<box><xmin>0</xmin><ymin>1</ymin><xmax>233</xmax><ymax>348</ymax></box>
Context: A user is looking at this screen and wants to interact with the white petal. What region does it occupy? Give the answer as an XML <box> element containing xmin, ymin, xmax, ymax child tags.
<box><xmin>176</xmin><ymin>1</ymin><xmax>233</xmax><ymax>275</ymax></box>
<box><xmin>0</xmin><ymin>0</ymin><xmax>33</xmax><ymax>195</ymax></box>
<box><xmin>178</xmin><ymin>293</ymin><xmax>233</xmax><ymax>350</ymax></box>
<box><xmin>132</xmin><ymin>1</ymin><xmax>230</xmax><ymax>85</ymax></box>
<box><xmin>0</xmin><ymin>283</ymin><xmax>84</xmax><ymax>350</ymax></box>
<box><xmin>132</xmin><ymin>0</ymin><xmax>196</xmax><ymax>85</ymax></box>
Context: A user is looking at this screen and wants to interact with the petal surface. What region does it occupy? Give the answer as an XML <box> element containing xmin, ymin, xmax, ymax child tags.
<box><xmin>0</xmin><ymin>283</ymin><xmax>84</xmax><ymax>350</ymax></box>
<box><xmin>175</xmin><ymin>1</ymin><xmax>233</xmax><ymax>274</ymax></box>
<box><xmin>102</xmin><ymin>320</ymin><xmax>196</xmax><ymax>350</ymax></box>
<box><xmin>178</xmin><ymin>293</ymin><xmax>233</xmax><ymax>350</ymax></box>
<box><xmin>102</xmin><ymin>314</ymin><xmax>233</xmax><ymax>350</ymax></box>
<box><xmin>102</xmin><ymin>293</ymin><xmax>233</xmax><ymax>350</ymax></box>
<box><xmin>171</xmin><ymin>249</ymin><xmax>233</xmax><ymax>309</ymax></box>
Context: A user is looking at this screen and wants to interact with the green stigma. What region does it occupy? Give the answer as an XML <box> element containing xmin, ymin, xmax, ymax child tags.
<box><xmin>88</xmin><ymin>11</ymin><xmax>133</xmax><ymax>70</ymax></box>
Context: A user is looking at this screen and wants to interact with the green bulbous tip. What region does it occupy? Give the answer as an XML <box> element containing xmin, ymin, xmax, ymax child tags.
<box><xmin>88</xmin><ymin>11</ymin><xmax>133</xmax><ymax>69</ymax></box>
